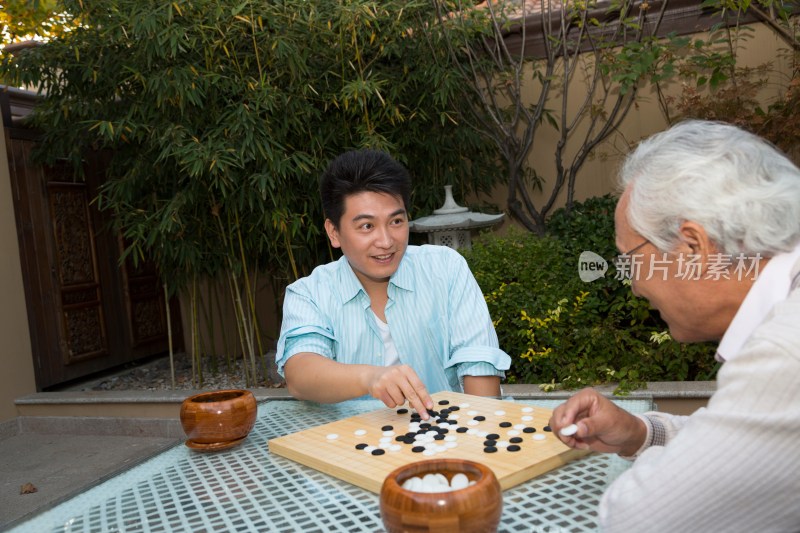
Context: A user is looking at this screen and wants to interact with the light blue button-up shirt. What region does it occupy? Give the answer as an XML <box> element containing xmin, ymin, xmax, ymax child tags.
<box><xmin>276</xmin><ymin>245</ymin><xmax>511</xmax><ymax>394</ymax></box>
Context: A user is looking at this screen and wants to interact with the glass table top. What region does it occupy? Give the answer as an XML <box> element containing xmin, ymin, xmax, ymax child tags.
<box><xmin>9</xmin><ymin>397</ymin><xmax>652</xmax><ymax>533</ymax></box>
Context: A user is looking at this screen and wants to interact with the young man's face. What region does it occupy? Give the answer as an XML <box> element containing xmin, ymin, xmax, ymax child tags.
<box><xmin>324</xmin><ymin>191</ymin><xmax>409</xmax><ymax>289</ymax></box>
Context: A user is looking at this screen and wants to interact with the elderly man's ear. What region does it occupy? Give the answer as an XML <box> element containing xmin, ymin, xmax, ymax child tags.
<box><xmin>677</xmin><ymin>221</ymin><xmax>717</xmax><ymax>258</ymax></box>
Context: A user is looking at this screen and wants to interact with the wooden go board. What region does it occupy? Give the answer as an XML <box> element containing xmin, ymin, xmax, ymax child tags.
<box><xmin>268</xmin><ymin>392</ymin><xmax>589</xmax><ymax>493</ymax></box>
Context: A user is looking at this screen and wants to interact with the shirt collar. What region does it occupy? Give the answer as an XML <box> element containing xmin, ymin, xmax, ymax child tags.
<box><xmin>716</xmin><ymin>242</ymin><xmax>800</xmax><ymax>362</ymax></box>
<box><xmin>335</xmin><ymin>248</ymin><xmax>416</xmax><ymax>304</ymax></box>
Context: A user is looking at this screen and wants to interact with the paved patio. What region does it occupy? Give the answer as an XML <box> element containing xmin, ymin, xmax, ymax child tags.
<box><xmin>0</xmin><ymin>417</ymin><xmax>180</xmax><ymax>530</ymax></box>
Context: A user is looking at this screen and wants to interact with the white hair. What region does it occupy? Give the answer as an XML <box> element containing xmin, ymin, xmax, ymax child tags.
<box><xmin>620</xmin><ymin>120</ymin><xmax>800</xmax><ymax>257</ymax></box>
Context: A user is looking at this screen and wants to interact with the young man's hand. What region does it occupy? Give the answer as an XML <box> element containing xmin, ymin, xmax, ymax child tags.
<box><xmin>365</xmin><ymin>365</ymin><xmax>434</xmax><ymax>420</ymax></box>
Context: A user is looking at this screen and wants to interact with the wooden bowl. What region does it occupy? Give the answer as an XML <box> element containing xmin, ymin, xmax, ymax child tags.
<box><xmin>380</xmin><ymin>459</ymin><xmax>502</xmax><ymax>533</ymax></box>
<box><xmin>179</xmin><ymin>389</ymin><xmax>257</xmax><ymax>450</ymax></box>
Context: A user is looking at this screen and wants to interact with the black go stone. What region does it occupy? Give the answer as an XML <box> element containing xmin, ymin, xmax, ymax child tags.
<box><xmin>427</xmin><ymin>409</ymin><xmax>439</xmax><ymax>417</ymax></box>
<box><xmin>499</xmin><ymin>421</ymin><xmax>512</xmax><ymax>428</ymax></box>
<box><xmin>483</xmin><ymin>439</ymin><xmax>498</xmax><ymax>447</ymax></box>
<box><xmin>397</xmin><ymin>408</ymin><xmax>409</xmax><ymax>414</ymax></box>
<box><xmin>420</xmin><ymin>423</ymin><xmax>432</xmax><ymax>429</ymax></box>
<box><xmin>438</xmin><ymin>400</ymin><xmax>450</xmax><ymax>405</ymax></box>
<box><xmin>510</xmin><ymin>437</ymin><xmax>523</xmax><ymax>444</ymax></box>
<box><xmin>474</xmin><ymin>416</ymin><xmax>486</xmax><ymax>422</ymax></box>
<box><xmin>523</xmin><ymin>427</ymin><xmax>536</xmax><ymax>433</ymax></box>
<box><xmin>507</xmin><ymin>445</ymin><xmax>521</xmax><ymax>452</ymax></box>
<box><xmin>544</xmin><ymin>425</ymin><xmax>552</xmax><ymax>432</ymax></box>
<box><xmin>436</xmin><ymin>418</ymin><xmax>449</xmax><ymax>424</ymax></box>
<box><xmin>355</xmin><ymin>443</ymin><xmax>368</xmax><ymax>450</ymax></box>
<box><xmin>456</xmin><ymin>427</ymin><xmax>469</xmax><ymax>433</ymax></box>
<box><xmin>434</xmin><ymin>434</ymin><xmax>445</xmax><ymax>441</ymax></box>
<box><xmin>486</xmin><ymin>433</ymin><xmax>500</xmax><ymax>440</ymax></box>
<box><xmin>483</xmin><ymin>446</ymin><xmax>498</xmax><ymax>453</ymax></box>
<box><xmin>411</xmin><ymin>446</ymin><xmax>425</xmax><ymax>453</ymax></box>
<box><xmin>381</xmin><ymin>425</ymin><xmax>394</xmax><ymax>432</ymax></box>
<box><xmin>371</xmin><ymin>448</ymin><xmax>386</xmax><ymax>456</ymax></box>
<box><xmin>449</xmin><ymin>406</ymin><xmax>460</xmax><ymax>411</ymax></box>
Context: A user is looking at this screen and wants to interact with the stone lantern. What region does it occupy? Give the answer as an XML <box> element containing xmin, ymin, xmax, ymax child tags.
<box><xmin>409</xmin><ymin>185</ymin><xmax>504</xmax><ymax>250</ymax></box>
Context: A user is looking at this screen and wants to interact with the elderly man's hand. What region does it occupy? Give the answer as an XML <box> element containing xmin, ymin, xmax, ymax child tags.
<box><xmin>366</xmin><ymin>365</ymin><xmax>434</xmax><ymax>420</ymax></box>
<box><xmin>549</xmin><ymin>388</ymin><xmax>648</xmax><ymax>456</ymax></box>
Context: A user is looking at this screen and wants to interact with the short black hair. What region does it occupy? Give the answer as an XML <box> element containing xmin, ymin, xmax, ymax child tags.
<box><xmin>319</xmin><ymin>149</ymin><xmax>412</xmax><ymax>227</ymax></box>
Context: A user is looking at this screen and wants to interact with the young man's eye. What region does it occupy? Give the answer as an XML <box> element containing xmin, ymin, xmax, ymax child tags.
<box><xmin>391</xmin><ymin>217</ymin><xmax>406</xmax><ymax>225</ymax></box>
<box><xmin>360</xmin><ymin>223</ymin><xmax>373</xmax><ymax>230</ymax></box>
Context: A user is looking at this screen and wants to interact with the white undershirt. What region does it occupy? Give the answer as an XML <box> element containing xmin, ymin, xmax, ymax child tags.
<box><xmin>716</xmin><ymin>242</ymin><xmax>800</xmax><ymax>362</ymax></box>
<box><xmin>372</xmin><ymin>311</ymin><xmax>400</xmax><ymax>366</ymax></box>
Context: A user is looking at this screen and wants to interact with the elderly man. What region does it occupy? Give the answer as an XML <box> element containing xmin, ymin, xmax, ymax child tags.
<box><xmin>550</xmin><ymin>120</ymin><xmax>800</xmax><ymax>532</ymax></box>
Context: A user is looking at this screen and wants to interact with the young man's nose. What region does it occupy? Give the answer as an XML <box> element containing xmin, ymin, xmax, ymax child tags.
<box><xmin>374</xmin><ymin>226</ymin><xmax>393</xmax><ymax>247</ymax></box>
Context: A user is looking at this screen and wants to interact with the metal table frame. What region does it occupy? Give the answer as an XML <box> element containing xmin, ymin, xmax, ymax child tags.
<box><xmin>9</xmin><ymin>398</ymin><xmax>652</xmax><ymax>532</ymax></box>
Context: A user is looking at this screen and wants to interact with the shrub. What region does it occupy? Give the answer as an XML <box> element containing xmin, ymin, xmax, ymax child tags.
<box><xmin>464</xmin><ymin>195</ymin><xmax>718</xmax><ymax>393</ymax></box>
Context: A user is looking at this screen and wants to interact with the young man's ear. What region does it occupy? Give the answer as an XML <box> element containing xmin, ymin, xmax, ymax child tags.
<box><xmin>324</xmin><ymin>219</ymin><xmax>341</xmax><ymax>248</ymax></box>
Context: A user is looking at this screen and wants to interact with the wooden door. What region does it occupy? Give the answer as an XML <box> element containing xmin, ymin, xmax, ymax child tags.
<box><xmin>4</xmin><ymin>125</ymin><xmax>180</xmax><ymax>390</ymax></box>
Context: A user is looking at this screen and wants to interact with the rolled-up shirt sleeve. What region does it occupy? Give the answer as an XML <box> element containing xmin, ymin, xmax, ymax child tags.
<box><xmin>275</xmin><ymin>287</ymin><xmax>336</xmax><ymax>376</ymax></box>
<box><xmin>443</xmin><ymin>252</ymin><xmax>511</xmax><ymax>377</ymax></box>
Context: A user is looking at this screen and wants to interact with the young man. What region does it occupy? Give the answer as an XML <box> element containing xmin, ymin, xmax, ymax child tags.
<box><xmin>550</xmin><ymin>120</ymin><xmax>800</xmax><ymax>532</ymax></box>
<box><xmin>276</xmin><ymin>149</ymin><xmax>510</xmax><ymax>418</ymax></box>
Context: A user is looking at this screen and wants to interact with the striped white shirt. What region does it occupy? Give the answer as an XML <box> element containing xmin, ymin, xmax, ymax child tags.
<box><xmin>276</xmin><ymin>245</ymin><xmax>510</xmax><ymax>394</ymax></box>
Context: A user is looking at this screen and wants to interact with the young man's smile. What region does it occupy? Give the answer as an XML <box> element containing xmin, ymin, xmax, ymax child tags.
<box><xmin>324</xmin><ymin>191</ymin><xmax>409</xmax><ymax>291</ymax></box>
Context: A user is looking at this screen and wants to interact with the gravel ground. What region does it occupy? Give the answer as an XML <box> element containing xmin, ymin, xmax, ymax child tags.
<box><xmin>64</xmin><ymin>351</ymin><xmax>285</xmax><ymax>391</ymax></box>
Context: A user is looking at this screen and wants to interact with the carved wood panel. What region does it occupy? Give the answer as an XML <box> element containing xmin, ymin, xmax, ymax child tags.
<box><xmin>4</xmin><ymin>127</ymin><xmax>181</xmax><ymax>390</ymax></box>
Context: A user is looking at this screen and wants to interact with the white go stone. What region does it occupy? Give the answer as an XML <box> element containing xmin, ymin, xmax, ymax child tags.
<box><xmin>560</xmin><ymin>424</ymin><xmax>579</xmax><ymax>437</ymax></box>
<box><xmin>326</xmin><ymin>433</ymin><xmax>339</xmax><ymax>440</ymax></box>
<box><xmin>354</xmin><ymin>429</ymin><xmax>367</xmax><ymax>436</ymax></box>
<box><xmin>521</xmin><ymin>407</ymin><xmax>534</xmax><ymax>413</ymax></box>
<box><xmin>494</xmin><ymin>410</ymin><xmax>506</xmax><ymax>416</ymax></box>
<box><xmin>521</xmin><ymin>415</ymin><xmax>533</xmax><ymax>422</ymax></box>
<box><xmin>533</xmin><ymin>434</ymin><xmax>546</xmax><ymax>441</ymax></box>
<box><xmin>450</xmin><ymin>473</ymin><xmax>469</xmax><ymax>490</ymax></box>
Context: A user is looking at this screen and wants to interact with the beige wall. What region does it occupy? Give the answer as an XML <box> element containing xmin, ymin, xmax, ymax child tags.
<box><xmin>0</xmin><ymin>130</ymin><xmax>36</xmax><ymax>421</ymax></box>
<box><xmin>470</xmin><ymin>23</ymin><xmax>792</xmax><ymax>221</ymax></box>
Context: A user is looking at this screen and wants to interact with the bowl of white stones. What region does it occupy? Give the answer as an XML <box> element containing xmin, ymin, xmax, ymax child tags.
<box><xmin>380</xmin><ymin>458</ymin><xmax>502</xmax><ymax>533</ymax></box>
